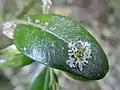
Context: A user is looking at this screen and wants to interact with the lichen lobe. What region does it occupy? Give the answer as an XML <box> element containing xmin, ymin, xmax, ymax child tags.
<box><xmin>66</xmin><ymin>41</ymin><xmax>92</xmax><ymax>71</ymax></box>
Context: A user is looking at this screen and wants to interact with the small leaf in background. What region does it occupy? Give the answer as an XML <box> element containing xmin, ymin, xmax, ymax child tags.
<box><xmin>29</xmin><ymin>67</ymin><xmax>59</xmax><ymax>90</ymax></box>
<box><xmin>0</xmin><ymin>44</ymin><xmax>19</xmax><ymax>59</ymax></box>
<box><xmin>0</xmin><ymin>54</ymin><xmax>33</xmax><ymax>68</ymax></box>
<box><xmin>0</xmin><ymin>45</ymin><xmax>33</xmax><ymax>68</ymax></box>
<box><xmin>14</xmin><ymin>14</ymin><xmax>109</xmax><ymax>80</ymax></box>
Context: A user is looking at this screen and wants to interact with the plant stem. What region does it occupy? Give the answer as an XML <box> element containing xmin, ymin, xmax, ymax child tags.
<box><xmin>42</xmin><ymin>0</ymin><xmax>52</xmax><ymax>14</ymax></box>
<box><xmin>16</xmin><ymin>0</ymin><xmax>36</xmax><ymax>19</ymax></box>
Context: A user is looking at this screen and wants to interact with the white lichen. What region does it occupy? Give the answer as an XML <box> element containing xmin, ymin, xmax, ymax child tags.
<box><xmin>2</xmin><ymin>21</ymin><xmax>16</xmax><ymax>39</ymax></box>
<box><xmin>66</xmin><ymin>41</ymin><xmax>92</xmax><ymax>71</ymax></box>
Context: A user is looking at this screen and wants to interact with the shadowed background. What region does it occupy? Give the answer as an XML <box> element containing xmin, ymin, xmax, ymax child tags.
<box><xmin>0</xmin><ymin>0</ymin><xmax>120</xmax><ymax>90</ymax></box>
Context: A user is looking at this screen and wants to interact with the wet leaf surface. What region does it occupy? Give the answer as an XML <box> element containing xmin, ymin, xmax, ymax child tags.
<box><xmin>14</xmin><ymin>14</ymin><xmax>109</xmax><ymax>80</ymax></box>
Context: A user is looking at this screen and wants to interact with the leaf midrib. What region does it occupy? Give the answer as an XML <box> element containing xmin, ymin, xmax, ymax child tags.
<box><xmin>16</xmin><ymin>20</ymin><xmax>68</xmax><ymax>44</ymax></box>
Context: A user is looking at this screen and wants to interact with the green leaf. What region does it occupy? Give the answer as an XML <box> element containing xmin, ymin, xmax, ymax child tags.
<box><xmin>14</xmin><ymin>14</ymin><xmax>109</xmax><ymax>80</ymax></box>
<box><xmin>0</xmin><ymin>45</ymin><xmax>19</xmax><ymax>60</ymax></box>
<box><xmin>29</xmin><ymin>67</ymin><xmax>59</xmax><ymax>90</ymax></box>
<box><xmin>1</xmin><ymin>54</ymin><xmax>33</xmax><ymax>68</ymax></box>
<box><xmin>0</xmin><ymin>45</ymin><xmax>33</xmax><ymax>68</ymax></box>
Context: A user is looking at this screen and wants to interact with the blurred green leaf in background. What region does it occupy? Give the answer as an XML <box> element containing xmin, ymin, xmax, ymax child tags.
<box><xmin>29</xmin><ymin>67</ymin><xmax>59</xmax><ymax>90</ymax></box>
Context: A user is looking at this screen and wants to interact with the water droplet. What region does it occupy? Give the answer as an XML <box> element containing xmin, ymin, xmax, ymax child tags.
<box><xmin>27</xmin><ymin>16</ymin><xmax>31</xmax><ymax>22</ymax></box>
<box><xmin>51</xmin><ymin>43</ymin><xmax>54</xmax><ymax>47</ymax></box>
<box><xmin>62</xmin><ymin>47</ymin><xmax>64</xmax><ymax>50</ymax></box>
<box><xmin>98</xmin><ymin>73</ymin><xmax>100</xmax><ymax>76</ymax></box>
<box><xmin>44</xmin><ymin>22</ymin><xmax>49</xmax><ymax>26</ymax></box>
<box><xmin>35</xmin><ymin>19</ymin><xmax>40</xmax><ymax>24</ymax></box>
<box><xmin>0</xmin><ymin>59</ymin><xmax>5</xmax><ymax>63</ymax></box>
<box><xmin>23</xmin><ymin>47</ymin><xmax>26</xmax><ymax>51</ymax></box>
<box><xmin>52</xmin><ymin>27</ymin><xmax>56</xmax><ymax>30</ymax></box>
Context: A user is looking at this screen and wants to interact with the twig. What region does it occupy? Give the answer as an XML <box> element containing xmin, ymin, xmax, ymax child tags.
<box><xmin>42</xmin><ymin>0</ymin><xmax>52</xmax><ymax>14</ymax></box>
<box><xmin>16</xmin><ymin>0</ymin><xmax>36</xmax><ymax>19</ymax></box>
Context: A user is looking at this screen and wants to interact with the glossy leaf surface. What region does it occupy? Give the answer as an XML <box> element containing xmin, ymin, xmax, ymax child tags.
<box><xmin>14</xmin><ymin>14</ymin><xmax>109</xmax><ymax>80</ymax></box>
